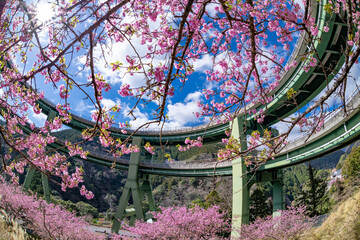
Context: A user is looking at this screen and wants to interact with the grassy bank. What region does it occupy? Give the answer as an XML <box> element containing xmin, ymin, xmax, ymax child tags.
<box><xmin>304</xmin><ymin>189</ymin><xmax>360</xmax><ymax>239</ymax></box>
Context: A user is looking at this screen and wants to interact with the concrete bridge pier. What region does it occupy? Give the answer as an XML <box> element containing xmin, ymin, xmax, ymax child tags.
<box><xmin>112</xmin><ymin>137</ymin><xmax>155</xmax><ymax>233</ymax></box>
<box><xmin>272</xmin><ymin>170</ymin><xmax>285</xmax><ymax>217</ymax></box>
<box><xmin>140</xmin><ymin>174</ymin><xmax>156</xmax><ymax>212</ymax></box>
<box><xmin>22</xmin><ymin>110</ymin><xmax>57</xmax><ymax>203</ymax></box>
<box><xmin>230</xmin><ymin>116</ymin><xmax>286</xmax><ymax>238</ymax></box>
<box><xmin>231</xmin><ymin>116</ymin><xmax>250</xmax><ymax>239</ymax></box>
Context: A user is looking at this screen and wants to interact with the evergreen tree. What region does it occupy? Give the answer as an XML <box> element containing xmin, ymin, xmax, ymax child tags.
<box><xmin>293</xmin><ymin>163</ymin><xmax>329</xmax><ymax>216</ymax></box>
<box><xmin>342</xmin><ymin>145</ymin><xmax>360</xmax><ymax>181</ymax></box>
<box><xmin>249</xmin><ymin>187</ymin><xmax>271</xmax><ymax>222</ymax></box>
<box><xmin>283</xmin><ymin>164</ymin><xmax>309</xmax><ymax>202</ymax></box>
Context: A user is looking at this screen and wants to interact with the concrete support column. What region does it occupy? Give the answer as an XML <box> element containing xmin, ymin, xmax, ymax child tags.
<box><xmin>231</xmin><ymin>117</ymin><xmax>249</xmax><ymax>239</ymax></box>
<box><xmin>22</xmin><ymin>110</ymin><xmax>57</xmax><ymax>203</ymax></box>
<box><xmin>23</xmin><ymin>166</ymin><xmax>35</xmax><ymax>190</ymax></box>
<box><xmin>112</xmin><ymin>137</ymin><xmax>144</xmax><ymax>233</ymax></box>
<box><xmin>140</xmin><ymin>174</ymin><xmax>155</xmax><ymax>212</ymax></box>
<box><xmin>272</xmin><ymin>170</ymin><xmax>285</xmax><ymax>217</ymax></box>
<box><xmin>41</xmin><ymin>173</ymin><xmax>51</xmax><ymax>203</ymax></box>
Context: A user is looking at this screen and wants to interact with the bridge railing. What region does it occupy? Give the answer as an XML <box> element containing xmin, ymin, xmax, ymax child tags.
<box><xmin>289</xmin><ymin>86</ymin><xmax>360</xmax><ymax>143</ymax></box>
<box><xmin>140</xmin><ymin>158</ymin><xmax>231</xmax><ymax>169</ymax></box>
<box><xmin>280</xmin><ymin>86</ymin><xmax>360</xmax><ymax>155</ymax></box>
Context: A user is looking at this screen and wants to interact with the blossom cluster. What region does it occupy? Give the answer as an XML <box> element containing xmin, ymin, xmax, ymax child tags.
<box><xmin>122</xmin><ymin>205</ymin><xmax>228</xmax><ymax>240</ymax></box>
<box><xmin>0</xmin><ymin>179</ymin><xmax>102</xmax><ymax>239</ymax></box>
<box><xmin>217</xmin><ymin>137</ymin><xmax>241</xmax><ymax>162</ymax></box>
<box><xmin>177</xmin><ymin>137</ymin><xmax>203</xmax><ymax>151</ymax></box>
<box><xmin>144</xmin><ymin>142</ymin><xmax>155</xmax><ymax>154</ymax></box>
<box><xmin>240</xmin><ymin>206</ymin><xmax>314</xmax><ymax>240</ymax></box>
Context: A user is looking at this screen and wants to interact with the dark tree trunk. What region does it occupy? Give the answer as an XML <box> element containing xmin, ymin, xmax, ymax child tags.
<box><xmin>0</xmin><ymin>0</ymin><xmax>6</xmax><ymax>18</ymax></box>
<box><xmin>308</xmin><ymin>162</ymin><xmax>317</xmax><ymax>217</ymax></box>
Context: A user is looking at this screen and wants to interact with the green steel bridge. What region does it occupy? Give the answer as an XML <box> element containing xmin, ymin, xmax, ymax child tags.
<box><xmin>5</xmin><ymin>0</ymin><xmax>356</xmax><ymax>238</ymax></box>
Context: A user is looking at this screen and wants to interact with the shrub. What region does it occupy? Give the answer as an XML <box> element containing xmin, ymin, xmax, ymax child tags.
<box><xmin>76</xmin><ymin>201</ymin><xmax>99</xmax><ymax>218</ymax></box>
<box><xmin>0</xmin><ymin>178</ymin><xmax>103</xmax><ymax>240</ymax></box>
<box><xmin>121</xmin><ymin>205</ymin><xmax>228</xmax><ymax>240</ymax></box>
<box><xmin>240</xmin><ymin>206</ymin><xmax>314</xmax><ymax>240</ymax></box>
<box><xmin>342</xmin><ymin>146</ymin><xmax>360</xmax><ymax>181</ymax></box>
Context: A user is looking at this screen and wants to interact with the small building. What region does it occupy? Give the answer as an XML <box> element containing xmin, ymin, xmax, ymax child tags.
<box><xmin>331</xmin><ymin>169</ymin><xmax>342</xmax><ymax>180</ymax></box>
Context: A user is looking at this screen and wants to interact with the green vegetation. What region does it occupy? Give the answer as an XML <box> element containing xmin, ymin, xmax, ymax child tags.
<box><xmin>326</xmin><ymin>145</ymin><xmax>360</xmax><ymax>208</ymax></box>
<box><xmin>51</xmin><ymin>196</ymin><xmax>99</xmax><ymax>219</ymax></box>
<box><xmin>284</xmin><ymin>164</ymin><xmax>310</xmax><ymax>202</ymax></box>
<box><xmin>336</xmin><ymin>154</ymin><xmax>348</xmax><ymax>170</ymax></box>
<box><xmin>249</xmin><ymin>186</ymin><xmax>271</xmax><ymax>222</ymax></box>
<box><xmin>342</xmin><ymin>145</ymin><xmax>360</xmax><ymax>181</ymax></box>
<box><xmin>283</xmin><ymin>152</ymin><xmax>337</xmax><ymax>204</ymax></box>
<box><xmin>293</xmin><ymin>163</ymin><xmax>330</xmax><ymax>216</ymax></box>
<box><xmin>151</xmin><ymin>175</ymin><xmax>231</xmax><ymax>208</ymax></box>
<box><xmin>190</xmin><ymin>190</ymin><xmax>231</xmax><ymax>215</ymax></box>
<box><xmin>304</xmin><ymin>189</ymin><xmax>360</xmax><ymax>240</ymax></box>
<box><xmin>303</xmin><ymin>144</ymin><xmax>360</xmax><ymax>239</ymax></box>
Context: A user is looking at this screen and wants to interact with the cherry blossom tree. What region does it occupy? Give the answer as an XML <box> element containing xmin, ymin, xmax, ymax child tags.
<box><xmin>0</xmin><ymin>177</ymin><xmax>102</xmax><ymax>239</ymax></box>
<box><xmin>0</xmin><ymin>0</ymin><xmax>359</xmax><ymax>193</ymax></box>
<box><xmin>240</xmin><ymin>205</ymin><xmax>314</xmax><ymax>240</ymax></box>
<box><xmin>121</xmin><ymin>205</ymin><xmax>229</xmax><ymax>240</ymax></box>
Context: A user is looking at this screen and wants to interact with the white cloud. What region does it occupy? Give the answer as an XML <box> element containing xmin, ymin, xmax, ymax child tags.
<box><xmin>166</xmin><ymin>91</ymin><xmax>203</xmax><ymax>127</ymax></box>
<box><xmin>38</xmin><ymin>29</ymin><xmax>49</xmax><ymax>45</ymax></box>
<box><xmin>206</xmin><ymin>3</ymin><xmax>218</xmax><ymax>18</ymax></box>
<box><xmin>122</xmin><ymin>105</ymin><xmax>150</xmax><ymax>129</ymax></box>
<box><xmin>204</xmin><ymin>79</ymin><xmax>220</xmax><ymax>90</ymax></box>
<box><xmin>92</xmin><ymin>37</ymin><xmax>166</xmax><ymax>89</ymax></box>
<box><xmin>28</xmin><ymin>112</ymin><xmax>47</xmax><ymax>126</ymax></box>
<box><xmin>101</xmin><ymin>98</ymin><xmax>120</xmax><ymax>110</ymax></box>
<box><xmin>272</xmin><ymin>118</ymin><xmax>303</xmax><ymax>142</ymax></box>
<box><xmin>295</xmin><ymin>0</ymin><xmax>305</xmax><ymax>10</ymax></box>
<box><xmin>346</xmin><ymin>62</ymin><xmax>360</xmax><ymax>99</ymax></box>
<box><xmin>74</xmin><ymin>100</ymin><xmax>93</xmax><ymax>117</ymax></box>
<box><xmin>192</xmin><ymin>52</ymin><xmax>228</xmax><ymax>74</ymax></box>
<box><xmin>185</xmin><ymin>91</ymin><xmax>202</xmax><ymax>102</ymax></box>
<box><xmin>166</xmin><ymin>101</ymin><xmax>201</xmax><ymax>126</ymax></box>
<box><xmin>119</xmin><ymin>91</ymin><xmax>204</xmax><ymax>130</ymax></box>
<box><xmin>193</xmin><ymin>54</ymin><xmax>214</xmax><ymax>73</ymax></box>
<box><xmin>91</xmin><ymin>15</ymin><xmax>166</xmax><ymax>89</ymax></box>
